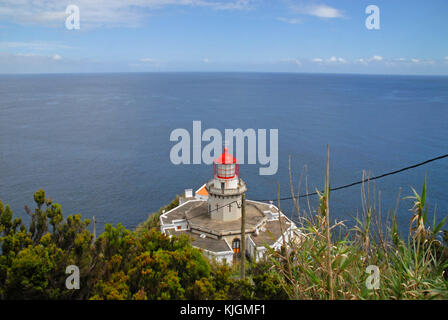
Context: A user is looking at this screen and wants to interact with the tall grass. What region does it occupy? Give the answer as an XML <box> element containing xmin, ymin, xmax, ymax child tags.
<box><xmin>264</xmin><ymin>149</ymin><xmax>448</xmax><ymax>300</ymax></box>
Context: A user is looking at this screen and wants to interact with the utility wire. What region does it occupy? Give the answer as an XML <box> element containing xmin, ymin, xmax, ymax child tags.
<box><xmin>253</xmin><ymin>153</ymin><xmax>448</xmax><ymax>202</ymax></box>
<box><xmin>157</xmin><ymin>153</ymin><xmax>448</xmax><ymax>224</ymax></box>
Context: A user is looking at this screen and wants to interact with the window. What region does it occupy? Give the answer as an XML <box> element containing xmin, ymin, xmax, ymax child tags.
<box><xmin>176</xmin><ymin>225</ymin><xmax>181</xmax><ymax>230</ymax></box>
<box><xmin>228</xmin><ymin>203</ymin><xmax>232</xmax><ymax>212</ymax></box>
<box><xmin>216</xmin><ymin>164</ymin><xmax>235</xmax><ymax>178</ymax></box>
<box><xmin>232</xmin><ymin>238</ymin><xmax>240</xmax><ymax>254</ymax></box>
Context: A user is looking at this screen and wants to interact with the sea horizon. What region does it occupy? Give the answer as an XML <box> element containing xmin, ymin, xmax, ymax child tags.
<box><xmin>2</xmin><ymin>71</ymin><xmax>448</xmax><ymax>77</ymax></box>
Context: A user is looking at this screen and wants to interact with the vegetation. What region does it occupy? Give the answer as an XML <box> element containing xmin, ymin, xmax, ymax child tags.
<box><xmin>265</xmin><ymin>154</ymin><xmax>448</xmax><ymax>300</ymax></box>
<box><xmin>0</xmin><ymin>169</ymin><xmax>447</xmax><ymax>299</ymax></box>
<box><xmin>0</xmin><ymin>190</ymin><xmax>272</xmax><ymax>300</ymax></box>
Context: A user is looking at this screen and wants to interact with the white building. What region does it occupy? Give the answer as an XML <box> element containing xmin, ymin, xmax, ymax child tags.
<box><xmin>160</xmin><ymin>148</ymin><xmax>299</xmax><ymax>263</ymax></box>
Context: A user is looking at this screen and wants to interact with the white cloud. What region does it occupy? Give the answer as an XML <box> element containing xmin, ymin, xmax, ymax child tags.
<box><xmin>276</xmin><ymin>17</ymin><xmax>301</xmax><ymax>24</ymax></box>
<box><xmin>13</xmin><ymin>52</ymin><xmax>62</xmax><ymax>61</ymax></box>
<box><xmin>312</xmin><ymin>58</ymin><xmax>323</xmax><ymax>63</ymax></box>
<box><xmin>292</xmin><ymin>4</ymin><xmax>344</xmax><ymax>19</ymax></box>
<box><xmin>281</xmin><ymin>58</ymin><xmax>301</xmax><ymax>66</ymax></box>
<box><xmin>0</xmin><ymin>41</ymin><xmax>72</xmax><ymax>50</ymax></box>
<box><xmin>0</xmin><ymin>52</ymin><xmax>117</xmax><ymax>73</ymax></box>
<box><xmin>140</xmin><ymin>58</ymin><xmax>157</xmax><ymax>63</ymax></box>
<box><xmin>212</xmin><ymin>0</ymin><xmax>251</xmax><ymax>10</ymax></box>
<box><xmin>15</xmin><ymin>53</ymin><xmax>38</xmax><ymax>57</ymax></box>
<box><xmin>202</xmin><ymin>58</ymin><xmax>209</xmax><ymax>63</ymax></box>
<box><xmin>356</xmin><ymin>58</ymin><xmax>367</xmax><ymax>64</ymax></box>
<box><xmin>355</xmin><ymin>55</ymin><xmax>383</xmax><ymax>65</ymax></box>
<box><xmin>371</xmin><ymin>55</ymin><xmax>383</xmax><ymax>61</ymax></box>
<box><xmin>139</xmin><ymin>57</ymin><xmax>161</xmax><ymax>68</ymax></box>
<box><xmin>352</xmin><ymin>56</ymin><xmax>440</xmax><ymax>67</ymax></box>
<box><xmin>326</xmin><ymin>56</ymin><xmax>347</xmax><ymax>64</ymax></box>
<box><xmin>411</xmin><ymin>58</ymin><xmax>435</xmax><ymax>65</ymax></box>
<box><xmin>0</xmin><ymin>0</ymin><xmax>252</xmax><ymax>28</ymax></box>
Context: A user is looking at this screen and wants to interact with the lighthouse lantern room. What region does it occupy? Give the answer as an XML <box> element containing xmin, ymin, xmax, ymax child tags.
<box><xmin>213</xmin><ymin>147</ymin><xmax>239</xmax><ymax>189</ymax></box>
<box><xmin>206</xmin><ymin>147</ymin><xmax>247</xmax><ymax>221</ymax></box>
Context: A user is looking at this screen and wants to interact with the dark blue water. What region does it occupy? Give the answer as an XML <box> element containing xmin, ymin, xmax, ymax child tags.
<box><xmin>0</xmin><ymin>73</ymin><xmax>447</xmax><ymax>235</ymax></box>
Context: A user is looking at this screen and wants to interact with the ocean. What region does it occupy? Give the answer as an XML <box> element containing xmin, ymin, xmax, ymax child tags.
<box><xmin>0</xmin><ymin>72</ymin><xmax>447</xmax><ymax>234</ymax></box>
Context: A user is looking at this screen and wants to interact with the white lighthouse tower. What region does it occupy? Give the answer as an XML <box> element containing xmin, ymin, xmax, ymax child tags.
<box><xmin>160</xmin><ymin>146</ymin><xmax>300</xmax><ymax>263</ymax></box>
<box><xmin>206</xmin><ymin>148</ymin><xmax>247</xmax><ymax>221</ymax></box>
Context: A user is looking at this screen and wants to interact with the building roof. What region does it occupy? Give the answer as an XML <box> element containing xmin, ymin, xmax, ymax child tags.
<box><xmin>214</xmin><ymin>147</ymin><xmax>237</xmax><ymax>164</ymax></box>
<box><xmin>246</xmin><ymin>200</ymin><xmax>279</xmax><ymax>214</ymax></box>
<box><xmin>160</xmin><ymin>196</ymin><xmax>297</xmax><ymax>254</ymax></box>
<box><xmin>195</xmin><ymin>184</ymin><xmax>209</xmax><ymax>196</ymax></box>
<box><xmin>251</xmin><ymin>216</ymin><xmax>293</xmax><ymax>247</ymax></box>
<box><xmin>160</xmin><ymin>200</ymin><xmax>202</xmax><ymax>224</ymax></box>
<box><xmin>186</xmin><ymin>200</ymin><xmax>266</xmax><ymax>236</ymax></box>
<box><xmin>166</xmin><ymin>229</ymin><xmax>232</xmax><ymax>253</ymax></box>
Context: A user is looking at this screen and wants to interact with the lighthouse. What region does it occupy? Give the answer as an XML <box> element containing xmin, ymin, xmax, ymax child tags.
<box><xmin>206</xmin><ymin>148</ymin><xmax>247</xmax><ymax>221</ymax></box>
<box><xmin>159</xmin><ymin>146</ymin><xmax>300</xmax><ymax>263</ymax></box>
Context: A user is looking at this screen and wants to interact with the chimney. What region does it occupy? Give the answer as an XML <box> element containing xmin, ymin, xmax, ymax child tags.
<box><xmin>185</xmin><ymin>188</ymin><xmax>193</xmax><ymax>198</ymax></box>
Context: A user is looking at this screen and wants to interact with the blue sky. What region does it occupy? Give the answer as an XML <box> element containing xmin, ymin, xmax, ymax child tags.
<box><xmin>0</xmin><ymin>0</ymin><xmax>447</xmax><ymax>74</ymax></box>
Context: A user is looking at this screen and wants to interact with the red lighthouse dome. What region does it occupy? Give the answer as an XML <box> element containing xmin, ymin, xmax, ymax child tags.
<box><xmin>214</xmin><ymin>148</ymin><xmax>238</xmax><ymax>180</ymax></box>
